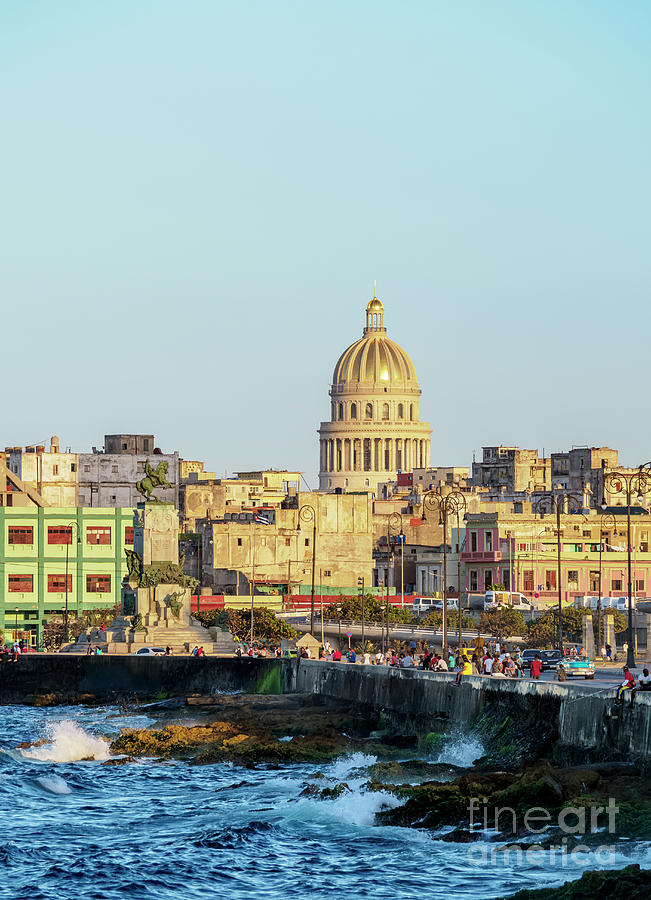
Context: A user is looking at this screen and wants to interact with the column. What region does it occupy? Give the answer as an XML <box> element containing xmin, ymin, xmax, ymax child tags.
<box><xmin>336</xmin><ymin>439</ymin><xmax>342</xmax><ymax>471</ymax></box>
<box><xmin>344</xmin><ymin>439</ymin><xmax>351</xmax><ymax>472</ymax></box>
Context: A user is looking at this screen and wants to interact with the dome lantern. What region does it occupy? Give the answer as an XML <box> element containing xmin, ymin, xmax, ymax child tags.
<box><xmin>364</xmin><ymin>281</ymin><xmax>385</xmax><ymax>334</ymax></box>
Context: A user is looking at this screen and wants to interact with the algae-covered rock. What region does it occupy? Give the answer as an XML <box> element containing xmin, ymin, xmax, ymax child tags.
<box><xmin>319</xmin><ymin>782</ymin><xmax>351</xmax><ymax>800</ymax></box>
<box><xmin>499</xmin><ymin>864</ymin><xmax>651</xmax><ymax>899</ymax></box>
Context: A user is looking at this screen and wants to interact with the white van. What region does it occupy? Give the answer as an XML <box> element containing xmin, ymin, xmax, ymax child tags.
<box><xmin>483</xmin><ymin>591</ymin><xmax>531</xmax><ymax>612</ymax></box>
<box><xmin>412</xmin><ymin>597</ymin><xmax>458</xmax><ymax>616</ymax></box>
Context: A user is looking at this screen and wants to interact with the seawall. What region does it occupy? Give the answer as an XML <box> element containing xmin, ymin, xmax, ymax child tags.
<box><xmin>1</xmin><ymin>656</ymin><xmax>649</xmax><ymax>760</ymax></box>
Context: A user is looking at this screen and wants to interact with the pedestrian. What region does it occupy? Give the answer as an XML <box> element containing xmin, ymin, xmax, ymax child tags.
<box><xmin>554</xmin><ymin>663</ymin><xmax>567</xmax><ymax>682</ymax></box>
<box><xmin>530</xmin><ymin>654</ymin><xmax>543</xmax><ymax>680</ymax></box>
<box><xmin>483</xmin><ymin>653</ymin><xmax>494</xmax><ymax>676</ymax></box>
<box><xmin>605</xmin><ymin>643</ymin><xmax>613</xmax><ymax>662</ymax></box>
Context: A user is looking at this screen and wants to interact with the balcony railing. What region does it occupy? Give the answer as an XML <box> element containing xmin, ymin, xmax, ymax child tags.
<box><xmin>460</xmin><ymin>550</ymin><xmax>503</xmax><ymax>562</ymax></box>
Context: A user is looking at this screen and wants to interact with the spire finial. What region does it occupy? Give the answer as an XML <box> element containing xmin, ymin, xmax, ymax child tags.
<box><xmin>373</xmin><ymin>279</ymin><xmax>377</xmax><ymax>299</ymax></box>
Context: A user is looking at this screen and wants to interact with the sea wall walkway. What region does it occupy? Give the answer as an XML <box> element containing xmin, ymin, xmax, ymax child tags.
<box><xmin>1</xmin><ymin>655</ymin><xmax>649</xmax><ymax>759</ymax></box>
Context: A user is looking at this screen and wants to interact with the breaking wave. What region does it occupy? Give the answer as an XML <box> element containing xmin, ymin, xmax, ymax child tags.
<box><xmin>19</xmin><ymin>720</ymin><xmax>111</xmax><ymax>763</ymax></box>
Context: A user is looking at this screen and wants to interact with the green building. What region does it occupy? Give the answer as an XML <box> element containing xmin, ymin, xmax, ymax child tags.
<box><xmin>0</xmin><ymin>507</ymin><xmax>134</xmax><ymax>646</ymax></box>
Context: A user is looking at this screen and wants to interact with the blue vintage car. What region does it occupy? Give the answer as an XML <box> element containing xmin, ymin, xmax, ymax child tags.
<box><xmin>565</xmin><ymin>657</ymin><xmax>595</xmax><ymax>679</ymax></box>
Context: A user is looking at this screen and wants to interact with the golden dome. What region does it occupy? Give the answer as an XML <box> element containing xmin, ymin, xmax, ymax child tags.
<box><xmin>332</xmin><ymin>288</ymin><xmax>417</xmax><ymax>385</ymax></box>
<box><xmin>333</xmin><ymin>335</ymin><xmax>417</xmax><ymax>385</ymax></box>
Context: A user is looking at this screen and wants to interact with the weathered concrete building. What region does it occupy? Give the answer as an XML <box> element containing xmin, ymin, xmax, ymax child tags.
<box><xmin>197</xmin><ymin>491</ymin><xmax>373</xmax><ymax>596</ymax></box>
<box><xmin>7</xmin><ymin>438</ymin><xmax>79</xmax><ymax>506</ymax></box>
<box><xmin>181</xmin><ymin>470</ymin><xmax>301</xmax><ymax>529</ymax></box>
<box><xmin>471</xmin><ymin>446</ymin><xmax>550</xmax><ymax>494</ymax></box>
<box><xmin>77</xmin><ymin>449</ymin><xmax>179</xmax><ymax>508</ymax></box>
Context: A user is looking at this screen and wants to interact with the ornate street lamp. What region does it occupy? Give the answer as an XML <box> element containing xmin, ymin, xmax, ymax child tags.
<box><xmin>64</xmin><ymin>521</ymin><xmax>82</xmax><ymax>644</ymax></box>
<box><xmin>385</xmin><ymin>512</ymin><xmax>403</xmax><ymax>651</ymax></box>
<box><xmin>594</xmin><ymin>511</ymin><xmax>616</xmax><ymax>653</ymax></box>
<box><xmin>298</xmin><ymin>504</ymin><xmax>317</xmax><ymax>635</ymax></box>
<box><xmin>422</xmin><ymin>489</ymin><xmax>466</xmax><ymax>654</ymax></box>
<box><xmin>603</xmin><ymin>464</ymin><xmax>651</xmax><ymax>668</ymax></box>
<box><xmin>532</xmin><ymin>492</ymin><xmax>584</xmax><ymax>653</ymax></box>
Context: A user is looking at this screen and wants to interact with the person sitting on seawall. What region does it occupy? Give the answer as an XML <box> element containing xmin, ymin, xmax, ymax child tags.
<box><xmin>616</xmin><ymin>665</ymin><xmax>636</xmax><ymax>703</ymax></box>
<box><xmin>434</xmin><ymin>654</ymin><xmax>448</xmax><ymax>672</ymax></box>
<box><xmin>630</xmin><ymin>668</ymin><xmax>651</xmax><ymax>704</ymax></box>
<box><xmin>331</xmin><ymin>648</ymin><xmax>342</xmax><ymax>662</ymax></box>
<box><xmin>454</xmin><ymin>653</ymin><xmax>472</xmax><ymax>686</ymax></box>
<box><xmin>346</xmin><ymin>648</ymin><xmax>357</xmax><ymax>664</ymax></box>
<box><xmin>401</xmin><ymin>651</ymin><xmax>415</xmax><ymax>669</ymax></box>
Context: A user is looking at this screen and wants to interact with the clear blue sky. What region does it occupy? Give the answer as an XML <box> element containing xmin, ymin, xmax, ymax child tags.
<box><xmin>3</xmin><ymin>1</ymin><xmax>650</xmax><ymax>483</ymax></box>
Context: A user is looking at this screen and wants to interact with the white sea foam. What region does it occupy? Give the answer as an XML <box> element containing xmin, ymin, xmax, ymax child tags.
<box><xmin>434</xmin><ymin>733</ymin><xmax>484</xmax><ymax>768</ymax></box>
<box><xmin>20</xmin><ymin>720</ymin><xmax>111</xmax><ymax>763</ymax></box>
<box><xmin>35</xmin><ymin>774</ymin><xmax>72</xmax><ymax>795</ymax></box>
<box><xmin>327</xmin><ymin>752</ymin><xmax>377</xmax><ymax>781</ymax></box>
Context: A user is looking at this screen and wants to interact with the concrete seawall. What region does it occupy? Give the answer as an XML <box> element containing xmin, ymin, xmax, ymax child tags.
<box><xmin>1</xmin><ymin>656</ymin><xmax>649</xmax><ymax>759</ymax></box>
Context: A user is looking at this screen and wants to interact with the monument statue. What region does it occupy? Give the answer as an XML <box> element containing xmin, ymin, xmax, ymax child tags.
<box><xmin>136</xmin><ymin>460</ymin><xmax>172</xmax><ymax>501</ymax></box>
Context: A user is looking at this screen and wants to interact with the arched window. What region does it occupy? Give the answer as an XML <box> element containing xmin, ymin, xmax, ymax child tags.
<box><xmin>397</xmin><ymin>403</ymin><xmax>404</xmax><ymax>419</ymax></box>
<box><xmin>382</xmin><ymin>403</ymin><xmax>389</xmax><ymax>420</ymax></box>
<box><xmin>409</xmin><ymin>404</ymin><xmax>414</xmax><ymax>421</ymax></box>
<box><xmin>365</xmin><ymin>403</ymin><xmax>373</xmax><ymax>419</ymax></box>
<box><xmin>350</xmin><ymin>402</ymin><xmax>357</xmax><ymax>420</ymax></box>
<box><xmin>338</xmin><ymin>402</ymin><xmax>344</xmax><ymax>420</ymax></box>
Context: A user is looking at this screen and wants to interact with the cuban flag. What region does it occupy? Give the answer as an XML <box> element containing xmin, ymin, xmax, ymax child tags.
<box><xmin>254</xmin><ymin>513</ymin><xmax>271</xmax><ymax>525</ymax></box>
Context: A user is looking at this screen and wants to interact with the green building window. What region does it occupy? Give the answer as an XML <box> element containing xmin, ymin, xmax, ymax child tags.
<box><xmin>87</xmin><ymin>574</ymin><xmax>111</xmax><ymax>593</ymax></box>
<box><xmin>48</xmin><ymin>574</ymin><xmax>72</xmax><ymax>592</ymax></box>
<box><xmin>8</xmin><ymin>527</ymin><xmax>34</xmax><ymax>545</ymax></box>
<box><xmin>48</xmin><ymin>527</ymin><xmax>72</xmax><ymax>545</ymax></box>
<box><xmin>86</xmin><ymin>527</ymin><xmax>111</xmax><ymax>546</ymax></box>
<box><xmin>8</xmin><ymin>574</ymin><xmax>33</xmax><ymax>592</ymax></box>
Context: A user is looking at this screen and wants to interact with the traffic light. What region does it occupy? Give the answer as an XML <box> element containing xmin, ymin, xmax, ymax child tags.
<box><xmin>357</xmin><ymin>576</ymin><xmax>365</xmax><ymax>597</ymax></box>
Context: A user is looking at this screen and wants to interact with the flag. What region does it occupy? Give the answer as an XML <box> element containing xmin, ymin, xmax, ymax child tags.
<box><xmin>254</xmin><ymin>513</ymin><xmax>270</xmax><ymax>525</ymax></box>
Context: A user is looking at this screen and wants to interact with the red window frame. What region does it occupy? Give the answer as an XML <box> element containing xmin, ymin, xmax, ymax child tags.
<box><xmin>86</xmin><ymin>574</ymin><xmax>111</xmax><ymax>593</ymax></box>
<box><xmin>48</xmin><ymin>526</ymin><xmax>72</xmax><ymax>545</ymax></box>
<box><xmin>8</xmin><ymin>574</ymin><xmax>33</xmax><ymax>592</ymax></box>
<box><xmin>8</xmin><ymin>527</ymin><xmax>34</xmax><ymax>545</ymax></box>
<box><xmin>86</xmin><ymin>527</ymin><xmax>111</xmax><ymax>546</ymax></box>
<box><xmin>47</xmin><ymin>574</ymin><xmax>72</xmax><ymax>592</ymax></box>
<box><xmin>125</xmin><ymin>526</ymin><xmax>134</xmax><ymax>545</ymax></box>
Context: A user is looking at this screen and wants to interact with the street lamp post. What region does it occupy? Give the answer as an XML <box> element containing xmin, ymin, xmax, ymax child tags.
<box><xmin>595</xmin><ymin>511</ymin><xmax>616</xmax><ymax>653</ymax></box>
<box><xmin>386</xmin><ymin>512</ymin><xmax>403</xmax><ymax>651</ymax></box>
<box><xmin>64</xmin><ymin>521</ymin><xmax>81</xmax><ymax>645</ymax></box>
<box><xmin>298</xmin><ymin>504</ymin><xmax>317</xmax><ymax>635</ymax></box>
<box><xmin>603</xmin><ymin>464</ymin><xmax>651</xmax><ymax>668</ymax></box>
<box><xmin>533</xmin><ymin>492</ymin><xmax>584</xmax><ymax>653</ymax></box>
<box><xmin>422</xmin><ymin>489</ymin><xmax>466</xmax><ymax>654</ymax></box>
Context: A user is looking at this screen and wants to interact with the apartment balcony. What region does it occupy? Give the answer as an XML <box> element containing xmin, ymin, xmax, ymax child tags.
<box><xmin>461</xmin><ymin>550</ymin><xmax>503</xmax><ymax>562</ymax></box>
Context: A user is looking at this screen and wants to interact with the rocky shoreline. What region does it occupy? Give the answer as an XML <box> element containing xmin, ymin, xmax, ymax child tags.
<box><xmin>13</xmin><ymin>690</ymin><xmax>651</xmax><ymax>895</ymax></box>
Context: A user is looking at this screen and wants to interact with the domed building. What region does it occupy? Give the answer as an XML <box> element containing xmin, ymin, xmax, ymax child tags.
<box><xmin>318</xmin><ymin>288</ymin><xmax>431</xmax><ymax>494</ymax></box>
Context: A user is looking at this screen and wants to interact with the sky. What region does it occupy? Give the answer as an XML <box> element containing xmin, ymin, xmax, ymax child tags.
<box><xmin>2</xmin><ymin>0</ymin><xmax>651</xmax><ymax>484</ymax></box>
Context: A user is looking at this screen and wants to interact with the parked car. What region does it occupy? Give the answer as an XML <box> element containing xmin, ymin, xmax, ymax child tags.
<box><xmin>520</xmin><ymin>648</ymin><xmax>542</xmax><ymax>670</ymax></box>
<box><xmin>135</xmin><ymin>647</ymin><xmax>166</xmax><ymax>656</ymax></box>
<box><xmin>541</xmin><ymin>649</ymin><xmax>563</xmax><ymax>670</ymax></box>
